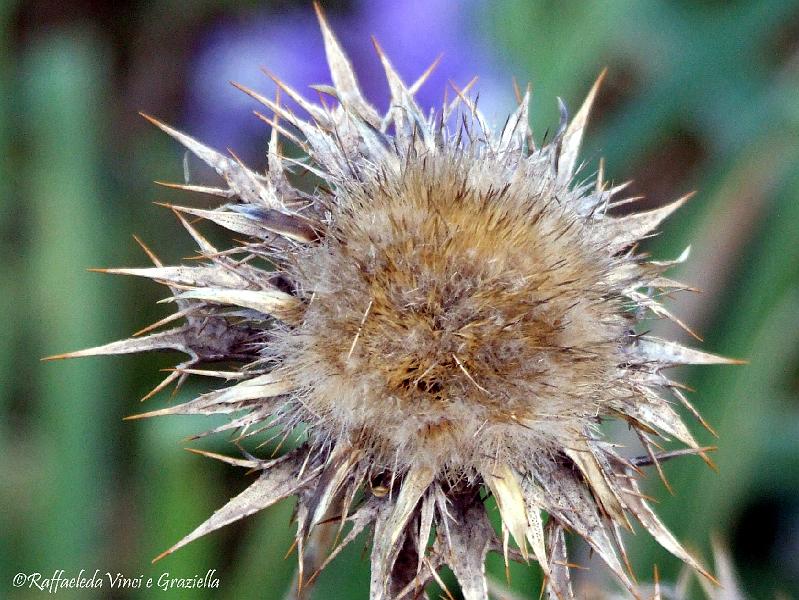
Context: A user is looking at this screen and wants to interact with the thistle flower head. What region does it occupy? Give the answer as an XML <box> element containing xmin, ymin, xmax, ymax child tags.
<box><xmin>52</xmin><ymin>6</ymin><xmax>741</xmax><ymax>599</ymax></box>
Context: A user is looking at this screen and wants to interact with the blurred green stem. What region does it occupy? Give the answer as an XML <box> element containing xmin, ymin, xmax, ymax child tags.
<box><xmin>23</xmin><ymin>28</ymin><xmax>114</xmax><ymax>588</ymax></box>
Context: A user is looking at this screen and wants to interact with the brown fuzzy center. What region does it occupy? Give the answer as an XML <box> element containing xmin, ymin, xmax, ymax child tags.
<box><xmin>289</xmin><ymin>162</ymin><xmax>628</xmax><ymax>449</ymax></box>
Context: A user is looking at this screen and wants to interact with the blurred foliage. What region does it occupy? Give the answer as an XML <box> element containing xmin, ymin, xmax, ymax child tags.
<box><xmin>3</xmin><ymin>1</ymin><xmax>799</xmax><ymax>599</ymax></box>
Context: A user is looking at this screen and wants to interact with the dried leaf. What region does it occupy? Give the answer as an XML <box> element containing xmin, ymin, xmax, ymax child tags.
<box><xmin>313</xmin><ymin>2</ymin><xmax>379</xmax><ymax>125</ymax></box>
<box><xmin>153</xmin><ymin>448</ymin><xmax>311</xmax><ymax>562</ymax></box>
<box><xmin>482</xmin><ymin>463</ymin><xmax>530</xmax><ymax>561</ymax></box>
<box><xmin>557</xmin><ymin>69</ymin><xmax>606</xmax><ymax>185</ymax></box>
<box><xmin>441</xmin><ymin>495</ymin><xmax>492</xmax><ymax>600</ymax></box>
<box><xmin>632</xmin><ymin>337</ymin><xmax>745</xmax><ymax>366</ymax></box>
<box><xmin>545</xmin><ymin>522</ymin><xmax>574</xmax><ymax>600</ymax></box>
<box><xmin>370</xmin><ymin>464</ymin><xmax>434</xmax><ymax>600</ymax></box>
<box><xmin>172</xmin><ymin>288</ymin><xmax>299</xmax><ymax>322</ymax></box>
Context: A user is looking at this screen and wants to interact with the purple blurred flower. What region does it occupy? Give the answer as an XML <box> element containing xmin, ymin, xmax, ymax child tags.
<box><xmin>187</xmin><ymin>1</ymin><xmax>513</xmax><ymax>164</ymax></box>
<box><xmin>187</xmin><ymin>9</ymin><xmax>328</xmax><ymax>164</ymax></box>
<box><xmin>356</xmin><ymin>0</ymin><xmax>512</xmax><ymax>115</ymax></box>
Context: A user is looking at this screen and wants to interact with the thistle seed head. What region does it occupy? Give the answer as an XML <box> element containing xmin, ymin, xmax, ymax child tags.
<box><xmin>51</xmin><ymin>5</ymin><xmax>741</xmax><ymax>599</ymax></box>
<box><xmin>285</xmin><ymin>153</ymin><xmax>631</xmax><ymax>473</ymax></box>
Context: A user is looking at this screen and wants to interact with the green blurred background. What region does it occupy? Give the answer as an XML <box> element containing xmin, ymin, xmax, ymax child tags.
<box><xmin>3</xmin><ymin>1</ymin><xmax>799</xmax><ymax>598</ymax></box>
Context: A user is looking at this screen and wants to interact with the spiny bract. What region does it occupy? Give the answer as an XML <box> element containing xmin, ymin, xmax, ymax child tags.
<box><xmin>52</xmin><ymin>5</ymin><xmax>740</xmax><ymax>599</ymax></box>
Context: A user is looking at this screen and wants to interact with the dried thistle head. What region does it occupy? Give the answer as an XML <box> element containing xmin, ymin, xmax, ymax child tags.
<box><xmin>51</xmin><ymin>5</ymin><xmax>742</xmax><ymax>599</ymax></box>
